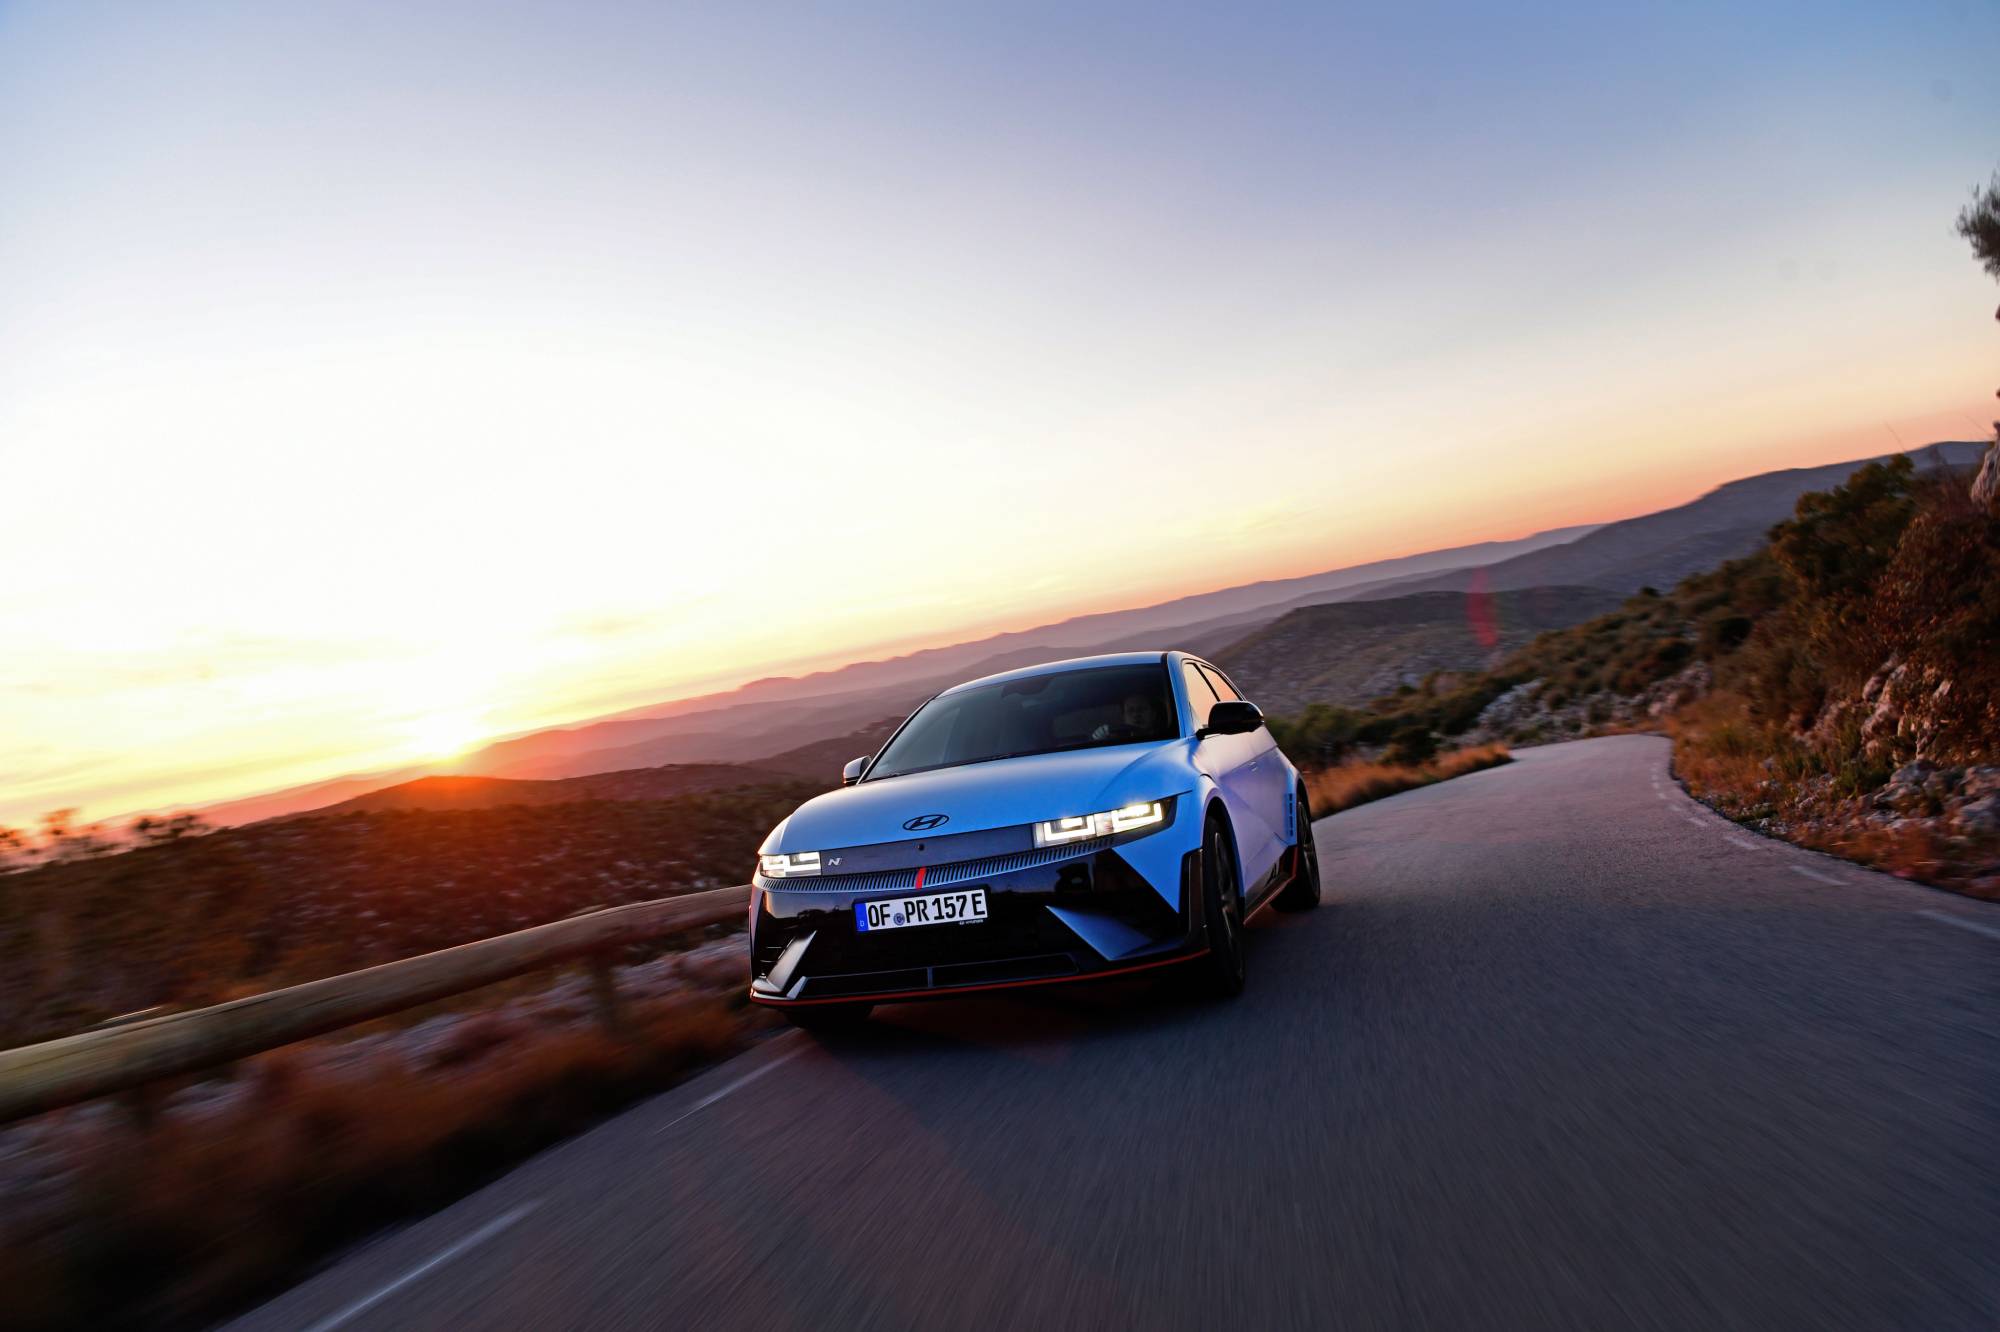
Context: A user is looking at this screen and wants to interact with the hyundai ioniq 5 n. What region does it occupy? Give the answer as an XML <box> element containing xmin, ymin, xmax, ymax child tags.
<box><xmin>748</xmin><ymin>652</ymin><xmax>1320</xmax><ymax>1027</ymax></box>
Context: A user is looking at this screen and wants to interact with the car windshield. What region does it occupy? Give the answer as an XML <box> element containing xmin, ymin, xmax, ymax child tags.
<box><xmin>866</xmin><ymin>663</ymin><xmax>1178</xmax><ymax>780</ymax></box>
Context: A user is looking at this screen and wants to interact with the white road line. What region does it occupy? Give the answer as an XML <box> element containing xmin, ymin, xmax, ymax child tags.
<box><xmin>300</xmin><ymin>1201</ymin><xmax>538</xmax><ymax>1332</ymax></box>
<box><xmin>1726</xmin><ymin>834</ymin><xmax>1763</xmax><ymax>852</ymax></box>
<box><xmin>655</xmin><ymin>1046</ymin><xmax>802</xmax><ymax>1136</ymax></box>
<box><xmin>1917</xmin><ymin>909</ymin><xmax>2000</xmax><ymax>943</ymax></box>
<box><xmin>1790</xmin><ymin>865</ymin><xmax>1844</xmax><ymax>886</ymax></box>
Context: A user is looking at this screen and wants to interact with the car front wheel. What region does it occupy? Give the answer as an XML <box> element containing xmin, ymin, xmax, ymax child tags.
<box><xmin>1190</xmin><ymin>814</ymin><xmax>1246</xmax><ymax>997</ymax></box>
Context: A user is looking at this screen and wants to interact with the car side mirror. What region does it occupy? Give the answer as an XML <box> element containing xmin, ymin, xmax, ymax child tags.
<box><xmin>1199</xmin><ymin>700</ymin><xmax>1264</xmax><ymax>738</ymax></box>
<box><xmin>841</xmin><ymin>755</ymin><xmax>871</xmax><ymax>786</ymax></box>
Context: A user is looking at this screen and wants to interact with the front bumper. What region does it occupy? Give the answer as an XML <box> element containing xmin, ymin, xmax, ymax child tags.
<box><xmin>749</xmin><ymin>842</ymin><xmax>1203</xmax><ymax>1006</ymax></box>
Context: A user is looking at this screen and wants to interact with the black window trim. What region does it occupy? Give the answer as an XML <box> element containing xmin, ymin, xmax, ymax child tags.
<box><xmin>1179</xmin><ymin>657</ymin><xmax>1222</xmax><ymax>737</ymax></box>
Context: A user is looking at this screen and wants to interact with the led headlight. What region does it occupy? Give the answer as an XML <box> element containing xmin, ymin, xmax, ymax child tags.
<box><xmin>1033</xmin><ymin>800</ymin><xmax>1167</xmax><ymax>848</ymax></box>
<box><xmin>757</xmin><ymin>850</ymin><xmax>822</xmax><ymax>879</ymax></box>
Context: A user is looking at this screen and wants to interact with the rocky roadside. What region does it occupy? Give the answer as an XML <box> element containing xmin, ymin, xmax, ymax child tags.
<box><xmin>1701</xmin><ymin>759</ymin><xmax>2000</xmax><ymax>899</ymax></box>
<box><xmin>1455</xmin><ymin>668</ymin><xmax>2000</xmax><ymax>899</ymax></box>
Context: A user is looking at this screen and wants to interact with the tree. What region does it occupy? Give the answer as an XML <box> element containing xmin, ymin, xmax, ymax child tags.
<box><xmin>133</xmin><ymin>812</ymin><xmax>212</xmax><ymax>846</ymax></box>
<box><xmin>39</xmin><ymin>808</ymin><xmax>120</xmax><ymax>862</ymax></box>
<box><xmin>1958</xmin><ymin>169</ymin><xmax>2000</xmax><ymax>504</ymax></box>
<box><xmin>1959</xmin><ymin>171</ymin><xmax>2000</xmax><ymax>283</ymax></box>
<box><xmin>0</xmin><ymin>825</ymin><xmax>25</xmax><ymax>873</ymax></box>
<box><xmin>38</xmin><ymin>809</ymin><xmax>75</xmax><ymax>860</ymax></box>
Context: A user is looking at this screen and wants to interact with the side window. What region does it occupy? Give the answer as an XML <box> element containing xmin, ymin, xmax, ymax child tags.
<box><xmin>1197</xmin><ymin>663</ymin><xmax>1240</xmax><ymax>703</ymax></box>
<box><xmin>1181</xmin><ymin>661</ymin><xmax>1220</xmax><ymax>732</ymax></box>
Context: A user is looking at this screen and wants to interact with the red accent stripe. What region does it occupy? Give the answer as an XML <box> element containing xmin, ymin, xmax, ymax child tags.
<box><xmin>914</xmin><ymin>865</ymin><xmax>926</xmax><ymax>890</ymax></box>
<box><xmin>1246</xmin><ymin>847</ymin><xmax>1300</xmax><ymax>923</ymax></box>
<box><xmin>749</xmin><ymin>948</ymin><xmax>1211</xmax><ymax>1008</ymax></box>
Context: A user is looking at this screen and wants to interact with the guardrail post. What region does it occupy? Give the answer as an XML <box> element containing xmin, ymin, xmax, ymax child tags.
<box><xmin>92</xmin><ymin>1008</ymin><xmax>172</xmax><ymax>1129</ymax></box>
<box><xmin>588</xmin><ymin>955</ymin><xmax>627</xmax><ymax>1040</ymax></box>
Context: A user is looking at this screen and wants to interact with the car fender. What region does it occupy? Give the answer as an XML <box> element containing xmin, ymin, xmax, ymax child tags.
<box><xmin>755</xmin><ymin>814</ymin><xmax>803</xmax><ymax>859</ymax></box>
<box><xmin>1104</xmin><ymin>770</ymin><xmax>1217</xmax><ymax>914</ymax></box>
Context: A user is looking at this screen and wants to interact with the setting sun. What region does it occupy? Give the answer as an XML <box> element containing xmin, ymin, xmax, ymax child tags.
<box><xmin>407</xmin><ymin>714</ymin><xmax>484</xmax><ymax>763</ymax></box>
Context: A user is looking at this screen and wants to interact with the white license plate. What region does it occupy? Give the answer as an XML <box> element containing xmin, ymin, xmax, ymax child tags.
<box><xmin>855</xmin><ymin>887</ymin><xmax>988</xmax><ymax>932</ymax></box>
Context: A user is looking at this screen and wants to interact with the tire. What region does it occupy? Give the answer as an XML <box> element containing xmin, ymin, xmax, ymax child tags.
<box><xmin>1274</xmin><ymin>783</ymin><xmax>1322</xmax><ymax>912</ymax></box>
<box><xmin>782</xmin><ymin>1002</ymin><xmax>873</xmax><ymax>1032</ymax></box>
<box><xmin>1190</xmin><ymin>813</ymin><xmax>1247</xmax><ymax>997</ymax></box>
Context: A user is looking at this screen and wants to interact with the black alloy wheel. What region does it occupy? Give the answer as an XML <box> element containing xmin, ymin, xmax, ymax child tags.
<box><xmin>1193</xmin><ymin>815</ymin><xmax>1247</xmax><ymax>997</ymax></box>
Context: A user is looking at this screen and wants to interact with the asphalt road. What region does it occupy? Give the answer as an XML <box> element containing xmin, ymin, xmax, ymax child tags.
<box><xmin>226</xmin><ymin>735</ymin><xmax>2000</xmax><ymax>1332</ymax></box>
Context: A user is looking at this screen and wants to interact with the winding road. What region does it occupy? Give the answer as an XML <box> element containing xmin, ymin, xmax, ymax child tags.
<box><xmin>226</xmin><ymin>736</ymin><xmax>2000</xmax><ymax>1331</ymax></box>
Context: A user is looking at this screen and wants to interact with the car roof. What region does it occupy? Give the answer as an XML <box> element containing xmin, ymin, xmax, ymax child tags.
<box><xmin>938</xmin><ymin>650</ymin><xmax>1177</xmax><ymax>696</ymax></box>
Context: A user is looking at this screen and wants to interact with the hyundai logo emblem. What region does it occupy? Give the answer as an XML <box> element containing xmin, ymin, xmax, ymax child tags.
<box><xmin>902</xmin><ymin>813</ymin><xmax>949</xmax><ymax>831</ymax></box>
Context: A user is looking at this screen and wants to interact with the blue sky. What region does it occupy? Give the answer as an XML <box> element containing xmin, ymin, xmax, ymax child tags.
<box><xmin>1</xmin><ymin>0</ymin><xmax>1996</xmax><ymax>823</ymax></box>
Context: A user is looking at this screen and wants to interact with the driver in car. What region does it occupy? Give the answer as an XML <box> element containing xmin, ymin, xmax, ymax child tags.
<box><xmin>1091</xmin><ymin>691</ymin><xmax>1162</xmax><ymax>743</ymax></box>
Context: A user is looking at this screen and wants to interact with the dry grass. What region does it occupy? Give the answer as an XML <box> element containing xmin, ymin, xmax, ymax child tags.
<box><xmin>0</xmin><ymin>992</ymin><xmax>775</xmax><ymax>1331</ymax></box>
<box><xmin>1303</xmin><ymin>744</ymin><xmax>1513</xmax><ymax>816</ymax></box>
<box><xmin>1798</xmin><ymin>818</ymin><xmax>1984</xmax><ymax>895</ymax></box>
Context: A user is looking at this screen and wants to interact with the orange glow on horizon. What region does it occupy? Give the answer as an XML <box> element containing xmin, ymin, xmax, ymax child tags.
<box><xmin>12</xmin><ymin>401</ymin><xmax>1988</xmax><ymax>833</ymax></box>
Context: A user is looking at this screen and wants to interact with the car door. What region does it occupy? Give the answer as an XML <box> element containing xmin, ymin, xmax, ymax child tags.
<box><xmin>1182</xmin><ymin>660</ymin><xmax>1279</xmax><ymax>893</ymax></box>
<box><xmin>1195</xmin><ymin>662</ymin><xmax>1286</xmax><ymax>889</ymax></box>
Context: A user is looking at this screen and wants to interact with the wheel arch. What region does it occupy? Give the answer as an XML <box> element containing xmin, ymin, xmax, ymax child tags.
<box><xmin>1198</xmin><ymin>792</ymin><xmax>1246</xmax><ymax>910</ymax></box>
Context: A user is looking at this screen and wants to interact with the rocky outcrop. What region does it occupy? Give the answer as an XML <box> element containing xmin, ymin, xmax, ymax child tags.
<box><xmin>1463</xmin><ymin>662</ymin><xmax>1712</xmax><ymax>745</ymax></box>
<box><xmin>1804</xmin><ymin>654</ymin><xmax>1971</xmax><ymax>765</ymax></box>
<box><xmin>1837</xmin><ymin>761</ymin><xmax>2000</xmax><ymax>893</ymax></box>
<box><xmin>1973</xmin><ymin>442</ymin><xmax>2000</xmax><ymax>509</ymax></box>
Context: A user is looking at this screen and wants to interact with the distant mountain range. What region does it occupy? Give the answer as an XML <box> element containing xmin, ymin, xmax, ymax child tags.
<box><xmin>305</xmin><ymin>762</ymin><xmax>804</xmax><ymax>817</ymax></box>
<box><xmin>1333</xmin><ymin>442</ymin><xmax>1989</xmax><ymax>604</ymax></box>
<box><xmin>192</xmin><ymin>442</ymin><xmax>1986</xmax><ymax>825</ymax></box>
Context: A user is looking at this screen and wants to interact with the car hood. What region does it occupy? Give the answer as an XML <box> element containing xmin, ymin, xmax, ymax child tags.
<box><xmin>762</xmin><ymin>741</ymin><xmax>1196</xmax><ymax>853</ymax></box>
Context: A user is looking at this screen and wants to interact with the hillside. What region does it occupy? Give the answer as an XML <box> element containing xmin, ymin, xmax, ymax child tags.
<box><xmin>1214</xmin><ymin>585</ymin><xmax>1624</xmax><ymax>714</ymax></box>
<box><xmin>0</xmin><ymin>781</ymin><xmax>820</xmax><ymax>1047</ymax></box>
<box><xmin>754</xmin><ymin>717</ymin><xmax>908</xmax><ymax>781</ymax></box>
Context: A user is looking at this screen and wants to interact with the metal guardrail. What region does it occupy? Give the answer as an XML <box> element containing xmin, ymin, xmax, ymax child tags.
<box><xmin>0</xmin><ymin>883</ymin><xmax>752</xmax><ymax>1126</ymax></box>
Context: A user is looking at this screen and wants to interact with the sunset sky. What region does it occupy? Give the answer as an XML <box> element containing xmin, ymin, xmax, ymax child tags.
<box><xmin>3</xmin><ymin>0</ymin><xmax>1997</xmax><ymax>827</ymax></box>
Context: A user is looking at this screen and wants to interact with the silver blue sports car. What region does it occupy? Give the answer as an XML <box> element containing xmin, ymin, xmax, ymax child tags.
<box><xmin>748</xmin><ymin>651</ymin><xmax>1320</xmax><ymax>1026</ymax></box>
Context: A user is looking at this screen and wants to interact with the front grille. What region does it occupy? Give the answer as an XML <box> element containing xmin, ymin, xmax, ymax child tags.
<box><xmin>933</xmin><ymin>953</ymin><xmax>1077</xmax><ymax>987</ymax></box>
<box><xmin>802</xmin><ymin>967</ymin><xmax>931</xmax><ymax>998</ymax></box>
<box><xmin>793</xmin><ymin>953</ymin><xmax>1080</xmax><ymax>1000</ymax></box>
<box><xmin>773</xmin><ymin>838</ymin><xmax>1112</xmax><ymax>895</ymax></box>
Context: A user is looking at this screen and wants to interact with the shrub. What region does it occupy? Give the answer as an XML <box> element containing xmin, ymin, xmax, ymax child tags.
<box><xmin>1698</xmin><ymin>613</ymin><xmax>1754</xmax><ymax>656</ymax></box>
<box><xmin>1382</xmin><ymin>725</ymin><xmax>1438</xmax><ymax>765</ymax></box>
